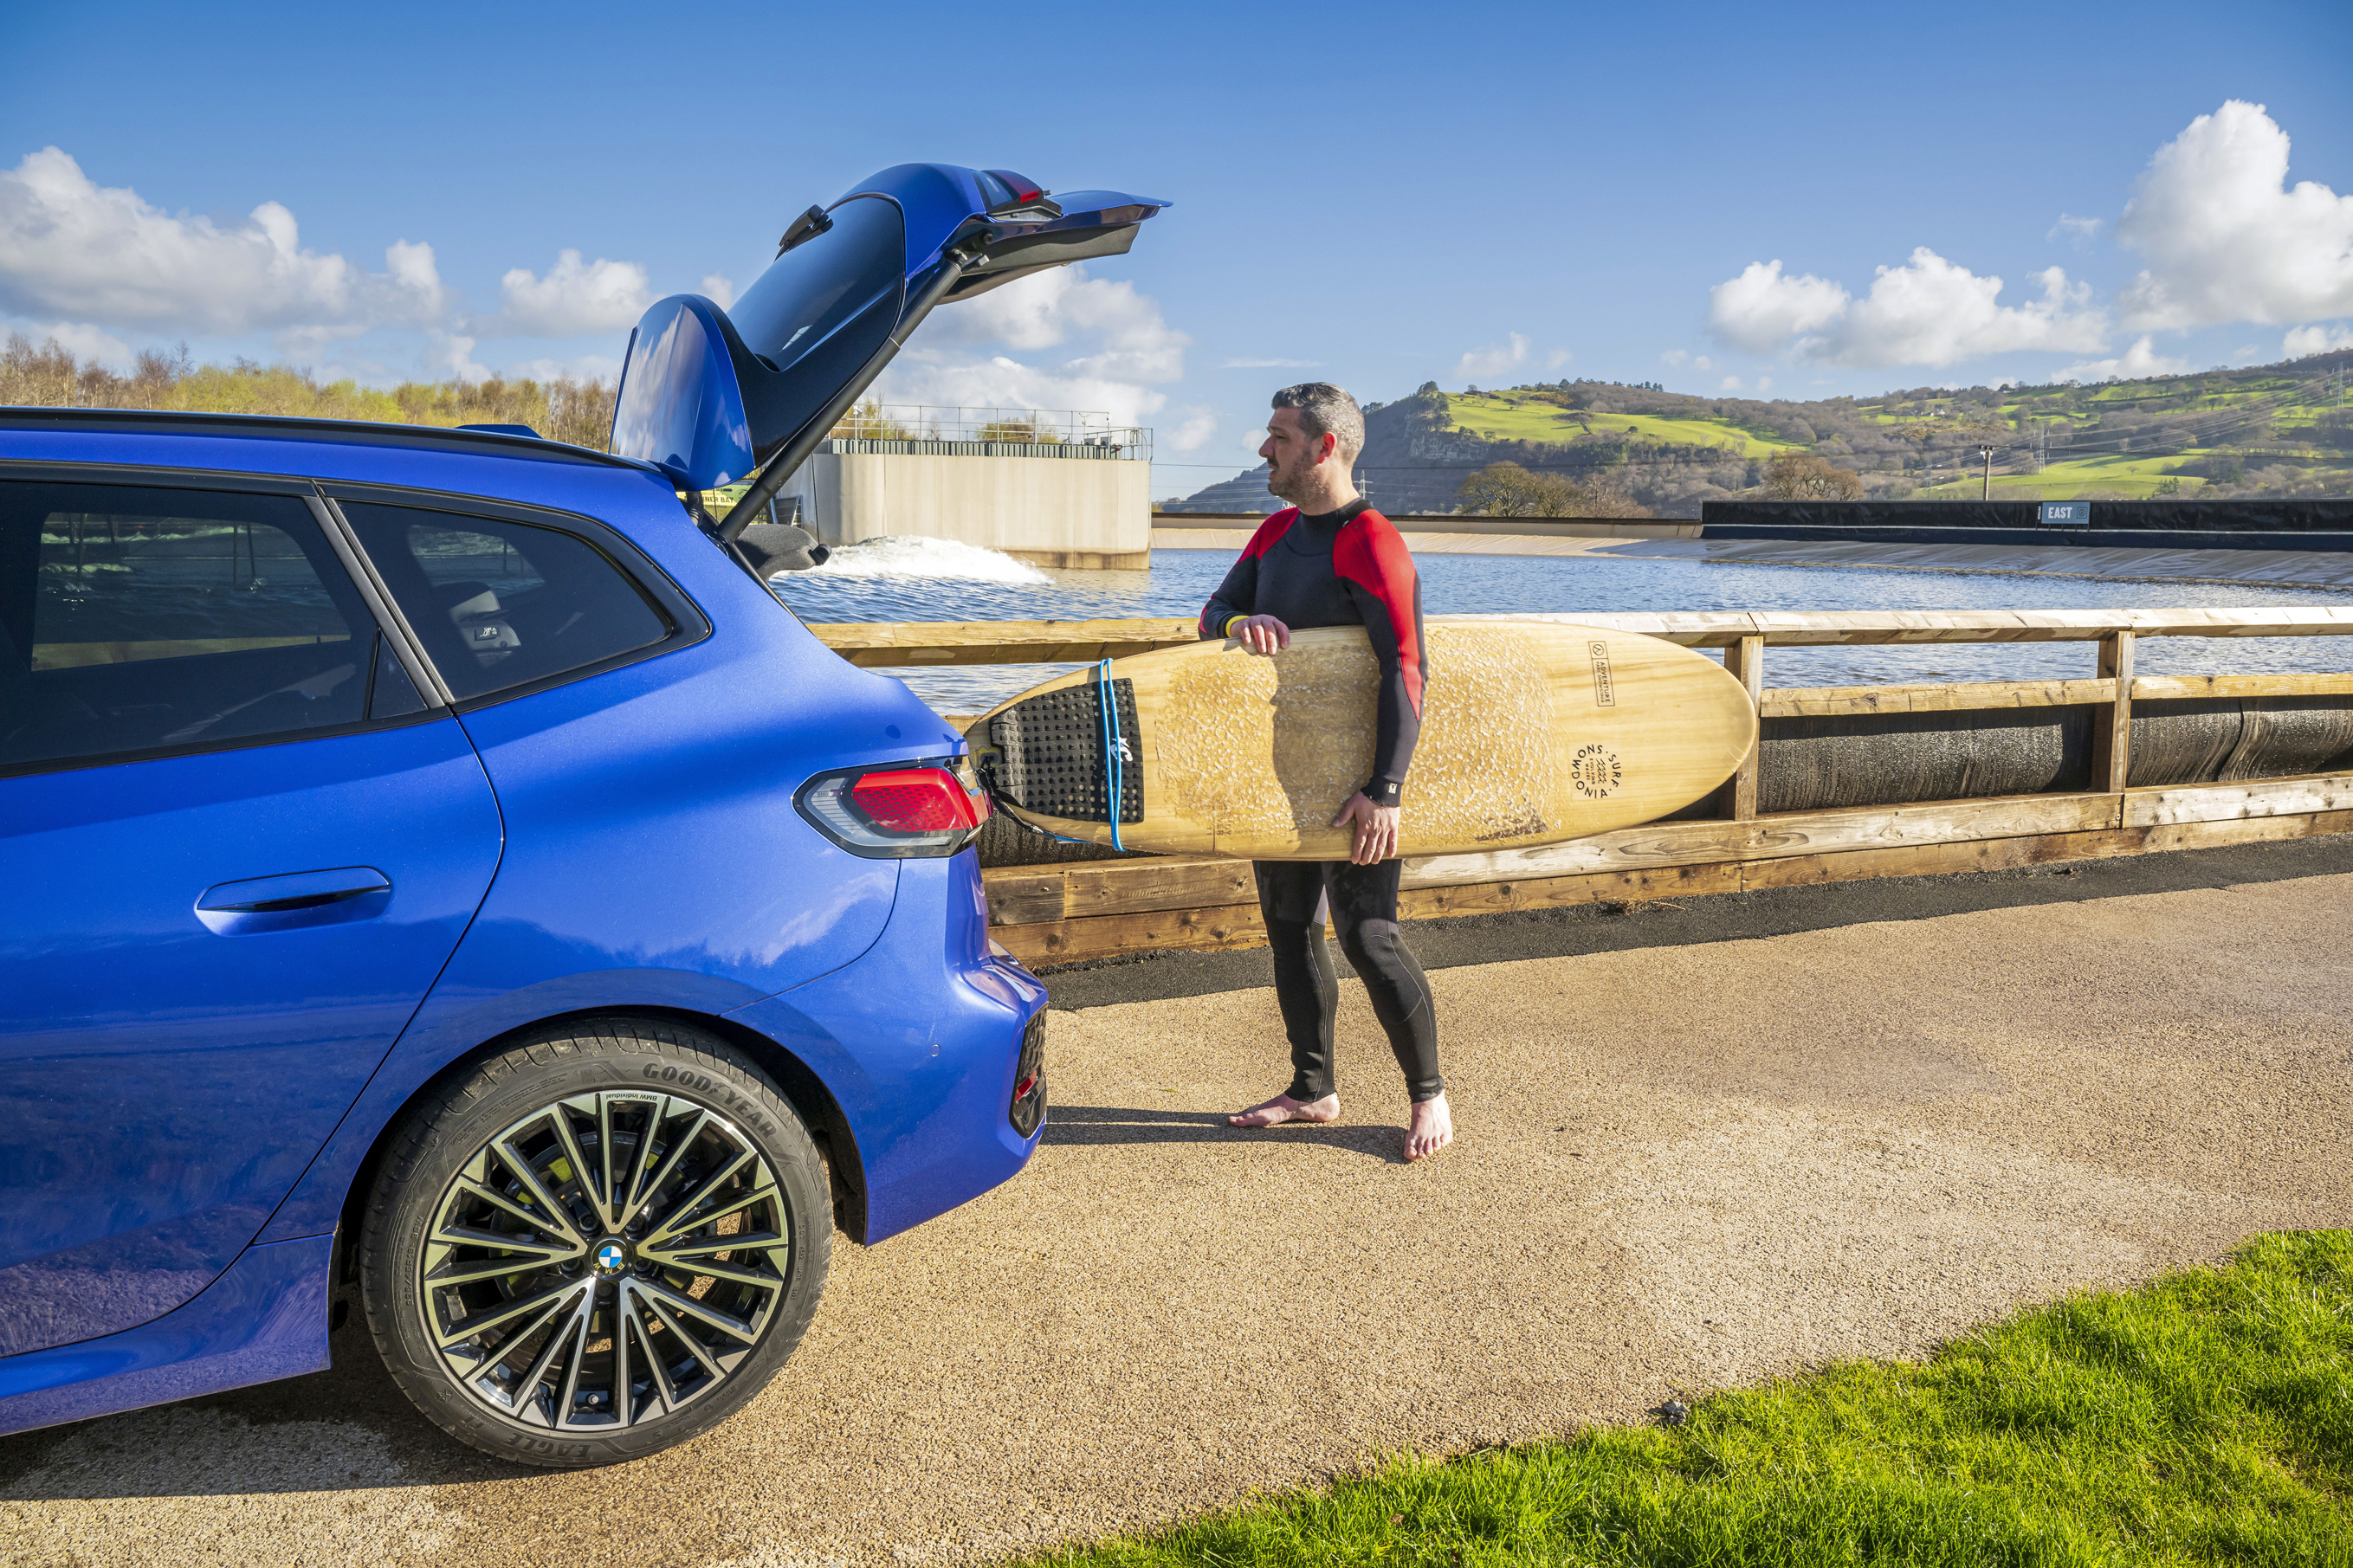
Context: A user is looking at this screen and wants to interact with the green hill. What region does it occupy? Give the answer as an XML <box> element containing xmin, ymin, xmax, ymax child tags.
<box><xmin>1176</xmin><ymin>354</ymin><xmax>2353</xmax><ymax>518</ymax></box>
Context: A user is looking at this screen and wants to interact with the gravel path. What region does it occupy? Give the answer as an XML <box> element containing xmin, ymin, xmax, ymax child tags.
<box><xmin>6</xmin><ymin>869</ymin><xmax>2350</xmax><ymax>1567</ymax></box>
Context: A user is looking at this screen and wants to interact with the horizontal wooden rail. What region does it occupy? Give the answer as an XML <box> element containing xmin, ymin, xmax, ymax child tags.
<box><xmin>1474</xmin><ymin>608</ymin><xmax>2353</xmax><ymax>648</ymax></box>
<box><xmin>1760</xmin><ymin>678</ymin><xmax>2114</xmax><ymax>718</ymax></box>
<box><xmin>808</xmin><ymin>618</ymin><xmax>1197</xmax><ymax>667</ymax></box>
<box><xmin>808</xmin><ymin>609</ymin><xmax>2353</xmax><ymax>668</ymax></box>
<box><xmin>1757</xmin><ymin>672</ymin><xmax>2353</xmax><ymax>719</ymax></box>
<box><xmin>983</xmin><ymin>773</ymin><xmax>2353</xmax><ymax>965</ymax></box>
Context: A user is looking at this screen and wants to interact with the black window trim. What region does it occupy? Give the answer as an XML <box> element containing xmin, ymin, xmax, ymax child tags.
<box><xmin>319</xmin><ymin>481</ymin><xmax>712</xmax><ymax>713</ymax></box>
<box><xmin>0</xmin><ymin>470</ymin><xmax>451</xmax><ymax>782</ymax></box>
<box><xmin>305</xmin><ymin>494</ymin><xmax>453</xmax><ymax>707</ymax></box>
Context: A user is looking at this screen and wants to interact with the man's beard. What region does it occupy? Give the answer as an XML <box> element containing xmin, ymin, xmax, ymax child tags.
<box><xmin>1265</xmin><ymin>453</ymin><xmax>1311</xmax><ymax>504</ymax></box>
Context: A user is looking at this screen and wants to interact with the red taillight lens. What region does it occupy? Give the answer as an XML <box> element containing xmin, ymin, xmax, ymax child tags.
<box><xmin>850</xmin><ymin>768</ymin><xmax>979</xmax><ymax>833</ymax></box>
<box><xmin>798</xmin><ymin>760</ymin><xmax>990</xmax><ymax>858</ymax></box>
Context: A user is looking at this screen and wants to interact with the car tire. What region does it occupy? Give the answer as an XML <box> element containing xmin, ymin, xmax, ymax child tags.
<box><xmin>359</xmin><ymin>1017</ymin><xmax>832</xmax><ymax>1468</ymax></box>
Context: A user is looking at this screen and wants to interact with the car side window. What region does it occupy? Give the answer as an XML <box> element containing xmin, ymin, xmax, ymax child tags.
<box><xmin>0</xmin><ymin>481</ymin><xmax>423</xmax><ymax>775</ymax></box>
<box><xmin>337</xmin><ymin>502</ymin><xmax>672</xmax><ymax>703</ymax></box>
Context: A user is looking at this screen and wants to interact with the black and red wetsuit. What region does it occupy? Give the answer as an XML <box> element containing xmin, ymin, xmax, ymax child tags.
<box><xmin>1198</xmin><ymin>500</ymin><xmax>1428</xmax><ymax>808</ymax></box>
<box><xmin>1198</xmin><ymin>500</ymin><xmax>1443</xmax><ymax>1105</ymax></box>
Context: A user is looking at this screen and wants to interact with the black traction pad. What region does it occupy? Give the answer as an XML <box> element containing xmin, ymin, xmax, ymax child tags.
<box><xmin>985</xmin><ymin>679</ymin><xmax>1143</xmax><ymax>824</ymax></box>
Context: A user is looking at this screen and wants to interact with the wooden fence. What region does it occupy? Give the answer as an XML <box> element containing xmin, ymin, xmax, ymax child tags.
<box><xmin>809</xmin><ymin>610</ymin><xmax>2353</xmax><ymax>967</ymax></box>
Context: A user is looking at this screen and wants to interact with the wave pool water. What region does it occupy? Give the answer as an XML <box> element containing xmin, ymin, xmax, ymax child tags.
<box><xmin>770</xmin><ymin>541</ymin><xmax>2353</xmax><ymax>714</ymax></box>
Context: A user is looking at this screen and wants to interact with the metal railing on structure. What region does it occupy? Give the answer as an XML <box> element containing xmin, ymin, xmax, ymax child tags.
<box><xmin>807</xmin><ymin>610</ymin><xmax>2353</xmax><ymax>965</ymax></box>
<box><xmin>827</xmin><ymin>404</ymin><xmax>1150</xmax><ymax>461</ymax></box>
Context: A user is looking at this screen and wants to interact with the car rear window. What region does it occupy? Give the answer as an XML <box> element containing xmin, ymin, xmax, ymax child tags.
<box><xmin>338</xmin><ymin>502</ymin><xmax>672</xmax><ymax>703</ymax></box>
<box><xmin>0</xmin><ymin>481</ymin><xmax>418</xmax><ymax>775</ymax></box>
<box><xmin>727</xmin><ymin>195</ymin><xmax>907</xmax><ymax>376</ymax></box>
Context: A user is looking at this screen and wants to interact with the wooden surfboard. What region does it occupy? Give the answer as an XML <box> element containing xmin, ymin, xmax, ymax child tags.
<box><xmin>971</xmin><ymin>617</ymin><xmax>1757</xmax><ymax>861</ymax></box>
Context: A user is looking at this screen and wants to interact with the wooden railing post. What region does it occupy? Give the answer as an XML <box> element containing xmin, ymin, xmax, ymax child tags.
<box><xmin>1724</xmin><ymin>635</ymin><xmax>1765</xmax><ymax>819</ymax></box>
<box><xmin>2091</xmin><ymin>629</ymin><xmax>2134</xmax><ymax>796</ymax></box>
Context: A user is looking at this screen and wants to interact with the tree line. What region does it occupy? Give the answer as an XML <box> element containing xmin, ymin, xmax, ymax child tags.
<box><xmin>0</xmin><ymin>334</ymin><xmax>617</xmax><ymax>450</ymax></box>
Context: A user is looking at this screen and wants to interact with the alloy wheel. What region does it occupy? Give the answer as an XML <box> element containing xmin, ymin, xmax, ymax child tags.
<box><xmin>417</xmin><ymin>1089</ymin><xmax>792</xmax><ymax>1432</ymax></box>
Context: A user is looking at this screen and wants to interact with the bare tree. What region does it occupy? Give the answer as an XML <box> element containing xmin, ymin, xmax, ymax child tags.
<box><xmin>1457</xmin><ymin>461</ymin><xmax>1578</xmax><ymax>515</ymax></box>
<box><xmin>1456</xmin><ymin>460</ymin><xmax>1654</xmax><ymax>518</ymax></box>
<box><xmin>1762</xmin><ymin>451</ymin><xmax>1864</xmax><ymax>500</ymax></box>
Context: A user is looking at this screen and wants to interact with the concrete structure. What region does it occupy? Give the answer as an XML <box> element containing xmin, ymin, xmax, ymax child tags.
<box><xmin>781</xmin><ymin>437</ymin><xmax>1152</xmax><ymax>570</ymax></box>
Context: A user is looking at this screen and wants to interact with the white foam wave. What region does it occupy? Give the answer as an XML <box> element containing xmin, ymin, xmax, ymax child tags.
<box><xmin>802</xmin><ymin>535</ymin><xmax>1050</xmax><ymax>584</ymax></box>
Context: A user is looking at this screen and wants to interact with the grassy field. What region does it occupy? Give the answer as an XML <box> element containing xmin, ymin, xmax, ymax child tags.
<box><xmin>1028</xmin><ymin>1231</ymin><xmax>2353</xmax><ymax>1568</ymax></box>
<box><xmin>1915</xmin><ymin>455</ymin><xmax>2214</xmax><ymax>500</ymax></box>
<box><xmin>1444</xmin><ymin>396</ymin><xmax>1782</xmax><ymax>457</ymax></box>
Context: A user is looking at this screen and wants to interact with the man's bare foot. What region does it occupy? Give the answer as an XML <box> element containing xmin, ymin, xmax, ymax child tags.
<box><xmin>1405</xmin><ymin>1094</ymin><xmax>1454</xmax><ymax>1161</ymax></box>
<box><xmin>1228</xmin><ymin>1092</ymin><xmax>1340</xmax><ymax>1128</ymax></box>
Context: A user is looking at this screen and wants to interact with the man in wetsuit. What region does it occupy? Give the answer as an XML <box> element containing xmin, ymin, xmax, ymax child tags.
<box><xmin>1201</xmin><ymin>383</ymin><xmax>1453</xmax><ymax>1162</ymax></box>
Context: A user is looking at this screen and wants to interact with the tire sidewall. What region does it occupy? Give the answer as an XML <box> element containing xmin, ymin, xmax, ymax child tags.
<box><xmin>361</xmin><ymin>1022</ymin><xmax>832</xmax><ymax>1468</ymax></box>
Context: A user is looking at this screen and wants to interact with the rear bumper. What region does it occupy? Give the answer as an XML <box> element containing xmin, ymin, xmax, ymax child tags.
<box><xmin>729</xmin><ymin>850</ymin><xmax>1046</xmax><ymax>1243</ymax></box>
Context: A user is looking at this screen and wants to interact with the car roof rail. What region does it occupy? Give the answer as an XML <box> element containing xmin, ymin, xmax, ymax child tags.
<box><xmin>0</xmin><ymin>406</ymin><xmax>653</xmax><ymax>470</ymax></box>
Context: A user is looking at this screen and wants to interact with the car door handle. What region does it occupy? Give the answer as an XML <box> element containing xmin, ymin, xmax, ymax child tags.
<box><xmin>196</xmin><ymin>868</ymin><xmax>393</xmax><ymax>934</ymax></box>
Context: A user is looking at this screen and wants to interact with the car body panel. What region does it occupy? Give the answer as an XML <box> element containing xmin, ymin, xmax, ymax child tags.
<box><xmin>729</xmin><ymin>850</ymin><xmax>1046</xmax><ymax>1243</ymax></box>
<box><xmin>604</xmin><ymin>296</ymin><xmax>758</xmax><ymax>490</ymax></box>
<box><xmin>0</xmin><ymin>719</ymin><xmax>501</xmax><ymax>1354</ymax></box>
<box><xmin>611</xmin><ymin>162</ymin><xmax>1167</xmax><ymax>487</ymax></box>
<box><xmin>0</xmin><ymin>1235</ymin><xmax>331</xmax><ymax>1433</ymax></box>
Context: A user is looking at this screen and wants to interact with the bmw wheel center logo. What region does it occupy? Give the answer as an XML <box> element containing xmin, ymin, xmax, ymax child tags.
<box><xmin>593</xmin><ymin>1241</ymin><xmax>628</xmax><ymax>1274</ymax></box>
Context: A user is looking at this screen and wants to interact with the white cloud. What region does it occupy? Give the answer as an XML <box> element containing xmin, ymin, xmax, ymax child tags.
<box><xmin>496</xmin><ymin>352</ymin><xmax>625</xmax><ymax>384</ymax></box>
<box><xmin>2049</xmin><ymin>214</ymin><xmax>2103</xmax><ymax>245</ymax></box>
<box><xmin>880</xmin><ymin>263</ymin><xmax>1188</xmax><ymax>431</ymax></box>
<box><xmin>1164</xmin><ymin>408</ymin><xmax>1218</xmax><ymax>452</ymax></box>
<box><xmin>1709</xmin><ymin>249</ymin><xmax>2106</xmax><ymax>367</ymax></box>
<box><xmin>1706</xmin><ymin>261</ymin><xmax>1847</xmax><ymax>354</ymax></box>
<box><xmin>2233</xmin><ymin>344</ymin><xmax>2261</xmax><ymax>362</ymax></box>
<box><xmin>483</xmin><ymin>249</ymin><xmax>650</xmax><ymax>337</ymax></box>
<box><xmin>1453</xmin><ymin>332</ymin><xmax>1531</xmax><ymax>383</ymax></box>
<box><xmin>1660</xmin><ymin>350</ymin><xmax>1714</xmax><ymax>371</ymax></box>
<box><xmin>2053</xmin><ymin>334</ymin><xmax>2190</xmax><ymax>384</ymax></box>
<box><xmin>701</xmin><ymin>274</ymin><xmax>734</xmax><ymax>309</ymax></box>
<box><xmin>1221</xmin><ymin>357</ymin><xmax>1316</xmax><ymax>369</ymax></box>
<box><xmin>1661</xmin><ymin>349</ymin><xmax>1686</xmax><ymax>365</ymax></box>
<box><xmin>434</xmin><ymin>331</ymin><xmax>491</xmax><ymax>383</ymax></box>
<box><xmin>1756</xmin><ymin>375</ymin><xmax>1774</xmax><ymax>392</ymax></box>
<box><xmin>2285</xmin><ymin>322</ymin><xmax>2353</xmax><ymax>357</ymax></box>
<box><xmin>2117</xmin><ymin>101</ymin><xmax>2353</xmax><ymax>332</ymax></box>
<box><xmin>0</xmin><ymin>147</ymin><xmax>443</xmax><ymax>351</ymax></box>
<box><xmin>1719</xmin><ymin>375</ymin><xmax>1743</xmax><ymax>392</ymax></box>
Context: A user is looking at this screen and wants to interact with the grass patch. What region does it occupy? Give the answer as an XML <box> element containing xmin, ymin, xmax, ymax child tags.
<box><xmin>1031</xmin><ymin>1232</ymin><xmax>2352</xmax><ymax>1568</ymax></box>
<box><xmin>1444</xmin><ymin>397</ymin><xmax>1781</xmax><ymax>458</ymax></box>
<box><xmin>1915</xmin><ymin>454</ymin><xmax>2214</xmax><ymax>500</ymax></box>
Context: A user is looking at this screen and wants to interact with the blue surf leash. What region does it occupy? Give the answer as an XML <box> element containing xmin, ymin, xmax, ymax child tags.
<box><xmin>1097</xmin><ymin>656</ymin><xmax>1125</xmax><ymax>852</ymax></box>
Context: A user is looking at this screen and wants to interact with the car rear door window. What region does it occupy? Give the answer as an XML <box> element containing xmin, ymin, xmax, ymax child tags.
<box><xmin>0</xmin><ymin>482</ymin><xmax>421</xmax><ymax>774</ymax></box>
<box><xmin>337</xmin><ymin>502</ymin><xmax>671</xmax><ymax>703</ymax></box>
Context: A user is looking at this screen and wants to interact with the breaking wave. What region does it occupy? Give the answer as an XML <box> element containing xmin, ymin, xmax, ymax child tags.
<box><xmin>798</xmin><ymin>535</ymin><xmax>1051</xmax><ymax>584</ymax></box>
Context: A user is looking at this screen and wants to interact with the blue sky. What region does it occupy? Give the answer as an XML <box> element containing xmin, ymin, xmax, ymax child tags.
<box><xmin>5</xmin><ymin>0</ymin><xmax>2350</xmax><ymax>497</ymax></box>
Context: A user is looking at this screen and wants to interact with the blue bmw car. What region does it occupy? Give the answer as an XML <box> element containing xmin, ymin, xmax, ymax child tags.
<box><xmin>0</xmin><ymin>165</ymin><xmax>1164</xmax><ymax>1466</ymax></box>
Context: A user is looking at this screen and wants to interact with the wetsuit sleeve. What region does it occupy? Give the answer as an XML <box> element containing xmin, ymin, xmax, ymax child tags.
<box><xmin>1333</xmin><ymin>512</ymin><xmax>1426</xmax><ymax>807</ymax></box>
<box><xmin>1198</xmin><ymin>509</ymin><xmax>1297</xmax><ymax>639</ymax></box>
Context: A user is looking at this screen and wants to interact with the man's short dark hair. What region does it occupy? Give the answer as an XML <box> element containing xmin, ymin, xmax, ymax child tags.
<box><xmin>1272</xmin><ymin>382</ymin><xmax>1366</xmax><ymax>463</ymax></box>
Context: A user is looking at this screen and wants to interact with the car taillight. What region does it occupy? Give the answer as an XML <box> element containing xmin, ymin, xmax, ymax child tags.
<box><xmin>798</xmin><ymin>759</ymin><xmax>992</xmax><ymax>858</ymax></box>
<box><xmin>850</xmin><ymin>769</ymin><xmax>979</xmax><ymax>832</ymax></box>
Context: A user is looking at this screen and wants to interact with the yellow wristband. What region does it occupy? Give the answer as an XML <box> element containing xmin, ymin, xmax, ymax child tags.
<box><xmin>1224</xmin><ymin>615</ymin><xmax>1248</xmax><ymax>637</ymax></box>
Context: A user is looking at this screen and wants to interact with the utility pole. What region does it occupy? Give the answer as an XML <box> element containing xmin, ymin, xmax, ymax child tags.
<box><xmin>1977</xmin><ymin>444</ymin><xmax>1995</xmax><ymax>500</ymax></box>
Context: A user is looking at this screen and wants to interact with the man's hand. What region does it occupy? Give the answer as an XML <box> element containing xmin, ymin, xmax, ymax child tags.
<box><xmin>1330</xmin><ymin>791</ymin><xmax>1400</xmax><ymax>865</ymax></box>
<box><xmin>1231</xmin><ymin>615</ymin><xmax>1290</xmax><ymax>655</ymax></box>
